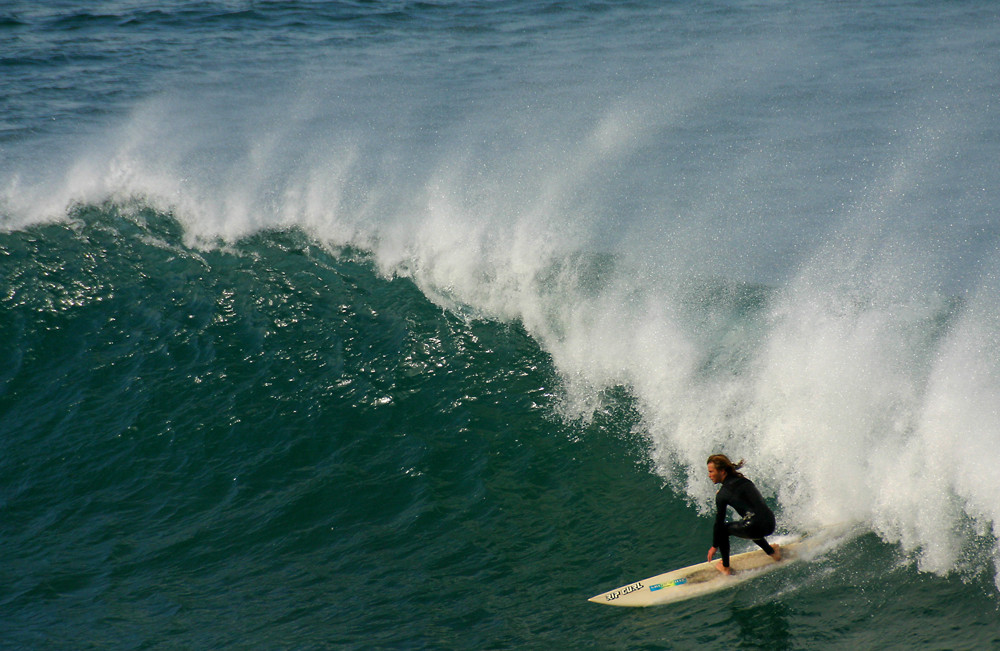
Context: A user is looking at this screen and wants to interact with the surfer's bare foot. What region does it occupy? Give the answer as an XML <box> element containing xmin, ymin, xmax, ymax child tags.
<box><xmin>769</xmin><ymin>544</ymin><xmax>782</xmax><ymax>562</ymax></box>
<box><xmin>714</xmin><ymin>561</ymin><xmax>734</xmax><ymax>576</ymax></box>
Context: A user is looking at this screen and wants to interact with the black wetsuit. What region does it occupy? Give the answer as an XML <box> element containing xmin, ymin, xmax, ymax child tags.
<box><xmin>713</xmin><ymin>474</ymin><xmax>776</xmax><ymax>568</ymax></box>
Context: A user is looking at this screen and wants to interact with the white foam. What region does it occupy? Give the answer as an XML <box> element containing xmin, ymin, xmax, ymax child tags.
<box><xmin>3</xmin><ymin>9</ymin><xmax>999</xmax><ymax>591</ymax></box>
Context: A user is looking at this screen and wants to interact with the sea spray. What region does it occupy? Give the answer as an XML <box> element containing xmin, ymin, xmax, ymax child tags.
<box><xmin>3</xmin><ymin>0</ymin><xmax>1000</xmax><ymax>594</ymax></box>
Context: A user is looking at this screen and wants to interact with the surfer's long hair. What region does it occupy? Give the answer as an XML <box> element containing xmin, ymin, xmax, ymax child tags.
<box><xmin>707</xmin><ymin>454</ymin><xmax>745</xmax><ymax>479</ymax></box>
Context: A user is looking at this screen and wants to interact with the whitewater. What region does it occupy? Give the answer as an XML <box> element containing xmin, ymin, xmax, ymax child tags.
<box><xmin>3</xmin><ymin>1</ymin><xmax>1000</xmax><ymax>647</ymax></box>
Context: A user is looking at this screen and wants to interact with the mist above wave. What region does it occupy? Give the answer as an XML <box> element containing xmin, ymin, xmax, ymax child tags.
<box><xmin>3</xmin><ymin>0</ymin><xmax>1000</xmax><ymax>588</ymax></box>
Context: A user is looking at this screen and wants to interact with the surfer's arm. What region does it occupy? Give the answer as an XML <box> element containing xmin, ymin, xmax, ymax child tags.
<box><xmin>712</xmin><ymin>493</ymin><xmax>728</xmax><ymax>548</ymax></box>
<box><xmin>712</xmin><ymin>491</ymin><xmax>733</xmax><ymax>567</ymax></box>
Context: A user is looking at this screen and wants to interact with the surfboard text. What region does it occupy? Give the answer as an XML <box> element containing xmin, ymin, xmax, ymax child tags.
<box><xmin>604</xmin><ymin>581</ymin><xmax>644</xmax><ymax>601</ymax></box>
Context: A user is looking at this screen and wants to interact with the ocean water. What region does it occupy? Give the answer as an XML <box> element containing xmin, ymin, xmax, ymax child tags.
<box><xmin>3</xmin><ymin>1</ymin><xmax>1000</xmax><ymax>648</ymax></box>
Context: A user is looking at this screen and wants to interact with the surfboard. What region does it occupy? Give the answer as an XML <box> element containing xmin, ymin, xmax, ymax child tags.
<box><xmin>589</xmin><ymin>538</ymin><xmax>806</xmax><ymax>607</ymax></box>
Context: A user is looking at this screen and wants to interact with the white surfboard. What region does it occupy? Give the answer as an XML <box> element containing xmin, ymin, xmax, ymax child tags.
<box><xmin>589</xmin><ymin>538</ymin><xmax>806</xmax><ymax>607</ymax></box>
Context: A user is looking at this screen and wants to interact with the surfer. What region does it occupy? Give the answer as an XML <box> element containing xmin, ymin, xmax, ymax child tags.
<box><xmin>706</xmin><ymin>454</ymin><xmax>781</xmax><ymax>576</ymax></box>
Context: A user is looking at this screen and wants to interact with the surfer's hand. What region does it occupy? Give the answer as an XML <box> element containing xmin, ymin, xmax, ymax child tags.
<box><xmin>707</xmin><ymin>546</ymin><xmax>717</xmax><ymax>562</ymax></box>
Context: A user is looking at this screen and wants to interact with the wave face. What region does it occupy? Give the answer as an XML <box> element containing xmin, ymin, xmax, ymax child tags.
<box><xmin>3</xmin><ymin>0</ymin><xmax>1000</xmax><ymax>646</ymax></box>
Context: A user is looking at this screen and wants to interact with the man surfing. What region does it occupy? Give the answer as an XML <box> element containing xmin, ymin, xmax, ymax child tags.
<box><xmin>706</xmin><ymin>454</ymin><xmax>781</xmax><ymax>575</ymax></box>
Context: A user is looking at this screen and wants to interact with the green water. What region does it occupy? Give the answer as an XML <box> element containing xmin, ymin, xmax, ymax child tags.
<box><xmin>2</xmin><ymin>208</ymin><xmax>998</xmax><ymax>649</ymax></box>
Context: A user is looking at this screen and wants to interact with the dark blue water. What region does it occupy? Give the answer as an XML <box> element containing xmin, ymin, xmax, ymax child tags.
<box><xmin>3</xmin><ymin>2</ymin><xmax>1000</xmax><ymax>648</ymax></box>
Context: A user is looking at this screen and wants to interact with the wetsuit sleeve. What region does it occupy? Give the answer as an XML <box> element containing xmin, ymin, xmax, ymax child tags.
<box><xmin>712</xmin><ymin>491</ymin><xmax>728</xmax><ymax>549</ymax></box>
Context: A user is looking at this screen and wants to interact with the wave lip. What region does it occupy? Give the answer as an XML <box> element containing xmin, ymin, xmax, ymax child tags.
<box><xmin>2</xmin><ymin>0</ymin><xmax>1000</xmax><ymax>596</ymax></box>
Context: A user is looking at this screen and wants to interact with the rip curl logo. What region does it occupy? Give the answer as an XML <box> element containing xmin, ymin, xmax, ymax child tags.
<box><xmin>649</xmin><ymin>578</ymin><xmax>687</xmax><ymax>591</ymax></box>
<box><xmin>604</xmin><ymin>581</ymin><xmax>644</xmax><ymax>601</ymax></box>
